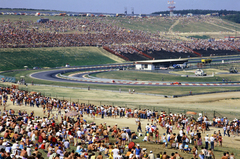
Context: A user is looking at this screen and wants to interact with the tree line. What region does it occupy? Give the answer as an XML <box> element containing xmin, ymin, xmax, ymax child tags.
<box><xmin>152</xmin><ymin>9</ymin><xmax>240</xmax><ymax>15</ymax></box>
<box><xmin>222</xmin><ymin>14</ymin><xmax>240</xmax><ymax>23</ymax></box>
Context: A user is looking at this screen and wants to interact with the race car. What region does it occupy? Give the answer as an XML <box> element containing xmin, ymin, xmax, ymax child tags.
<box><xmin>170</xmin><ymin>82</ymin><xmax>181</xmax><ymax>85</ymax></box>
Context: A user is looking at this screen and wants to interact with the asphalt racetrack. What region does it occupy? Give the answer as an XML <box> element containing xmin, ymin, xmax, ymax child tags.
<box><xmin>30</xmin><ymin>64</ymin><xmax>240</xmax><ymax>87</ymax></box>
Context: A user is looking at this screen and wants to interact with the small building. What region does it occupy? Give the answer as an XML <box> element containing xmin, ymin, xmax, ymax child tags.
<box><xmin>135</xmin><ymin>59</ymin><xmax>188</xmax><ymax>70</ymax></box>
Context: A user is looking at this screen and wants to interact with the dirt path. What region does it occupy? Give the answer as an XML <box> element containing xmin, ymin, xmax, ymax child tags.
<box><xmin>168</xmin><ymin>19</ymin><xmax>180</xmax><ymax>32</ymax></box>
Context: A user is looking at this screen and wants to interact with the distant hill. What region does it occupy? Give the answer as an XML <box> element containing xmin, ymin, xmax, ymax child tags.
<box><xmin>152</xmin><ymin>9</ymin><xmax>240</xmax><ymax>15</ymax></box>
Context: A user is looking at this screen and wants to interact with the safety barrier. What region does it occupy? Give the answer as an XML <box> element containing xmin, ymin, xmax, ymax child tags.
<box><xmin>0</xmin><ymin>75</ymin><xmax>16</xmax><ymax>83</ymax></box>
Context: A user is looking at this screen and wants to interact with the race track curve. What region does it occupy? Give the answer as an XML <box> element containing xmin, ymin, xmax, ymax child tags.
<box><xmin>30</xmin><ymin>64</ymin><xmax>240</xmax><ymax>87</ymax></box>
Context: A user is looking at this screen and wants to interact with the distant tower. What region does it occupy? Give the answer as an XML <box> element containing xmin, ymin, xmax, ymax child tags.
<box><xmin>131</xmin><ymin>7</ymin><xmax>134</xmax><ymax>15</ymax></box>
<box><xmin>168</xmin><ymin>1</ymin><xmax>175</xmax><ymax>17</ymax></box>
<box><xmin>124</xmin><ymin>7</ymin><xmax>127</xmax><ymax>15</ymax></box>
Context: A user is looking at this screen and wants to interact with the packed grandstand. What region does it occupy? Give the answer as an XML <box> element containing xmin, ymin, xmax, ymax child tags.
<box><xmin>0</xmin><ymin>16</ymin><xmax>240</xmax><ymax>61</ymax></box>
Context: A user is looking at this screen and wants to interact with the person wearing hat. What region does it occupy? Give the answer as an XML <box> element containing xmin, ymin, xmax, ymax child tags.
<box><xmin>56</xmin><ymin>146</ymin><xmax>63</xmax><ymax>156</ymax></box>
<box><xmin>135</xmin><ymin>144</ymin><xmax>141</xmax><ymax>159</ymax></box>
<box><xmin>33</xmin><ymin>147</ymin><xmax>41</xmax><ymax>156</ymax></box>
<box><xmin>142</xmin><ymin>148</ymin><xmax>148</xmax><ymax>159</ymax></box>
<box><xmin>40</xmin><ymin>140</ymin><xmax>46</xmax><ymax>149</ymax></box>
<box><xmin>149</xmin><ymin>150</ymin><xmax>155</xmax><ymax>159</ymax></box>
<box><xmin>210</xmin><ymin>135</ymin><xmax>215</xmax><ymax>150</ymax></box>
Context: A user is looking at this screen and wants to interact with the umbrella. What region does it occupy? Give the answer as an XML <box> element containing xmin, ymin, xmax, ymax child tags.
<box><xmin>186</xmin><ymin>111</ymin><xmax>197</xmax><ymax>115</ymax></box>
<box><xmin>150</xmin><ymin>125</ymin><xmax>156</xmax><ymax>132</ymax></box>
<box><xmin>128</xmin><ymin>142</ymin><xmax>135</xmax><ymax>149</ymax></box>
<box><xmin>30</xmin><ymin>91</ymin><xmax>37</xmax><ymax>95</ymax></box>
<box><xmin>65</xmin><ymin>111</ymin><xmax>79</xmax><ymax>117</ymax></box>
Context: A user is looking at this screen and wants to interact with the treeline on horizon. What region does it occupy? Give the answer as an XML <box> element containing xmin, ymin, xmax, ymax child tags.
<box><xmin>153</xmin><ymin>9</ymin><xmax>240</xmax><ymax>23</ymax></box>
<box><xmin>222</xmin><ymin>14</ymin><xmax>240</xmax><ymax>24</ymax></box>
<box><xmin>152</xmin><ymin>9</ymin><xmax>240</xmax><ymax>15</ymax></box>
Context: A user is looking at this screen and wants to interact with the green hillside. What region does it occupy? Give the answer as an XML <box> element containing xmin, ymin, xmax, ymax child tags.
<box><xmin>0</xmin><ymin>47</ymin><xmax>123</xmax><ymax>71</ymax></box>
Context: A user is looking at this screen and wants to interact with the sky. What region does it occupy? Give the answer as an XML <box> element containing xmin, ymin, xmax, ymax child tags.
<box><xmin>2</xmin><ymin>0</ymin><xmax>240</xmax><ymax>14</ymax></box>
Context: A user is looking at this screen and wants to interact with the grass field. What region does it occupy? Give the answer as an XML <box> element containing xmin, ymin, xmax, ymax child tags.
<box><xmin>0</xmin><ymin>47</ymin><xmax>124</xmax><ymax>71</ymax></box>
<box><xmin>91</xmin><ymin>70</ymin><xmax>240</xmax><ymax>82</ymax></box>
<box><xmin>173</xmin><ymin>21</ymin><xmax>232</xmax><ymax>33</ymax></box>
<box><xmin>107</xmin><ymin>17</ymin><xmax>175</xmax><ymax>33</ymax></box>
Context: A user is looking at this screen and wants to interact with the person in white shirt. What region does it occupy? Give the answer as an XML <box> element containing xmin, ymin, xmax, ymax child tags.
<box><xmin>204</xmin><ymin>134</ymin><xmax>209</xmax><ymax>149</ymax></box>
<box><xmin>210</xmin><ymin>135</ymin><xmax>215</xmax><ymax>150</ymax></box>
<box><xmin>145</xmin><ymin>123</ymin><xmax>150</xmax><ymax>132</ymax></box>
<box><xmin>149</xmin><ymin>151</ymin><xmax>155</xmax><ymax>159</ymax></box>
<box><xmin>179</xmin><ymin>129</ymin><xmax>183</xmax><ymax>137</ymax></box>
<box><xmin>77</xmin><ymin>128</ymin><xmax>81</xmax><ymax>138</ymax></box>
<box><xmin>27</xmin><ymin>146</ymin><xmax>32</xmax><ymax>156</ymax></box>
<box><xmin>117</xmin><ymin>152</ymin><xmax>123</xmax><ymax>159</ymax></box>
<box><xmin>112</xmin><ymin>146</ymin><xmax>119</xmax><ymax>159</ymax></box>
<box><xmin>135</xmin><ymin>118</ymin><xmax>139</xmax><ymax>125</ymax></box>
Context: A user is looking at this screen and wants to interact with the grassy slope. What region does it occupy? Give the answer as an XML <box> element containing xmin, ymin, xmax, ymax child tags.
<box><xmin>91</xmin><ymin>70</ymin><xmax>240</xmax><ymax>82</ymax></box>
<box><xmin>108</xmin><ymin>17</ymin><xmax>175</xmax><ymax>33</ymax></box>
<box><xmin>0</xmin><ymin>47</ymin><xmax>123</xmax><ymax>71</ymax></box>
<box><xmin>173</xmin><ymin>21</ymin><xmax>232</xmax><ymax>33</ymax></box>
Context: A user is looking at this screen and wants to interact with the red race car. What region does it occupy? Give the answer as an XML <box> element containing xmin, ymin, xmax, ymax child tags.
<box><xmin>170</xmin><ymin>82</ymin><xmax>182</xmax><ymax>85</ymax></box>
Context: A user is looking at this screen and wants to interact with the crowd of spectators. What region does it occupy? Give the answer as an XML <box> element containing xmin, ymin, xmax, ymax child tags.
<box><xmin>1</xmin><ymin>17</ymin><xmax>240</xmax><ymax>60</ymax></box>
<box><xmin>0</xmin><ymin>18</ymin><xmax>160</xmax><ymax>48</ymax></box>
<box><xmin>0</xmin><ymin>85</ymin><xmax>239</xmax><ymax>159</ymax></box>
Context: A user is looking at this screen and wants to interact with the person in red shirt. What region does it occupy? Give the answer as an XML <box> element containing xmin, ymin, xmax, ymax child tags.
<box><xmin>52</xmin><ymin>121</ymin><xmax>55</xmax><ymax>127</ymax></box>
<box><xmin>38</xmin><ymin>135</ymin><xmax>43</xmax><ymax>143</ymax></box>
<box><xmin>40</xmin><ymin>141</ymin><xmax>46</xmax><ymax>149</ymax></box>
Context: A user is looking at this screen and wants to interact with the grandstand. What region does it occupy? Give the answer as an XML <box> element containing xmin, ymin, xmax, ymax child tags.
<box><xmin>193</xmin><ymin>49</ymin><xmax>240</xmax><ymax>56</ymax></box>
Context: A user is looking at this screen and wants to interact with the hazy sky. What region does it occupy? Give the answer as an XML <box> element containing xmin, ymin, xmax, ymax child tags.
<box><xmin>2</xmin><ymin>0</ymin><xmax>240</xmax><ymax>14</ymax></box>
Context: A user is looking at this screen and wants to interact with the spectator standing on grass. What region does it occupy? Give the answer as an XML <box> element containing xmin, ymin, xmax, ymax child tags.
<box><xmin>137</xmin><ymin>120</ymin><xmax>142</xmax><ymax>132</ymax></box>
<box><xmin>221</xmin><ymin>152</ymin><xmax>228</xmax><ymax>159</ymax></box>
<box><xmin>230</xmin><ymin>153</ymin><xmax>235</xmax><ymax>159</ymax></box>
<box><xmin>135</xmin><ymin>144</ymin><xmax>141</xmax><ymax>159</ymax></box>
<box><xmin>112</xmin><ymin>145</ymin><xmax>119</xmax><ymax>159</ymax></box>
<box><xmin>204</xmin><ymin>134</ymin><xmax>209</xmax><ymax>149</ymax></box>
<box><xmin>210</xmin><ymin>134</ymin><xmax>215</xmax><ymax>150</ymax></box>
<box><xmin>149</xmin><ymin>151</ymin><xmax>155</xmax><ymax>159</ymax></box>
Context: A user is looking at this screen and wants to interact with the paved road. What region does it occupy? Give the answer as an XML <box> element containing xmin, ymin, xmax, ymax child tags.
<box><xmin>30</xmin><ymin>64</ymin><xmax>240</xmax><ymax>87</ymax></box>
